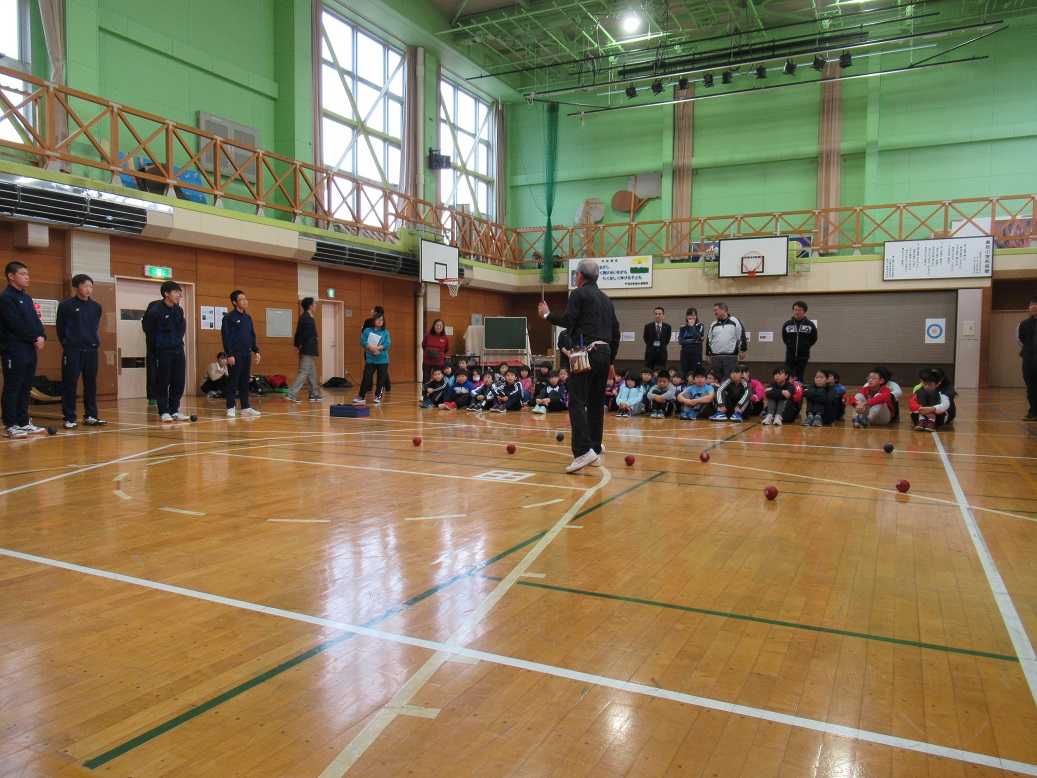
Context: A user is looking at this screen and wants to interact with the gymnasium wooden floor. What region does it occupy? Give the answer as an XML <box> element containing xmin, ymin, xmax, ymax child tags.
<box><xmin>1</xmin><ymin>387</ymin><xmax>1036</xmax><ymax>777</ymax></box>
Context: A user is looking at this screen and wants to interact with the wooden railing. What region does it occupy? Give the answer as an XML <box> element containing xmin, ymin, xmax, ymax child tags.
<box><xmin>2</xmin><ymin>64</ymin><xmax>1034</xmax><ymax>269</ymax></box>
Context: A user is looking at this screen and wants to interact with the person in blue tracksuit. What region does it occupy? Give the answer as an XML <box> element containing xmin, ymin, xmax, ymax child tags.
<box><xmin>221</xmin><ymin>290</ymin><xmax>262</xmax><ymax>418</ymax></box>
<box><xmin>56</xmin><ymin>274</ymin><xmax>106</xmax><ymax>429</ymax></box>
<box><xmin>0</xmin><ymin>261</ymin><xmax>47</xmax><ymax>437</ymax></box>
<box><xmin>141</xmin><ymin>281</ymin><xmax>188</xmax><ymax>422</ymax></box>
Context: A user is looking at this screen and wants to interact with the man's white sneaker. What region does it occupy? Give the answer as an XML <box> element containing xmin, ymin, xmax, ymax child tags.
<box><xmin>590</xmin><ymin>455</ymin><xmax>602</xmax><ymax>467</ymax></box>
<box><xmin>4</xmin><ymin>426</ymin><xmax>27</xmax><ymax>438</ymax></box>
<box><xmin>227</xmin><ymin>409</ymin><xmax>236</xmax><ymax>418</ymax></box>
<box><xmin>83</xmin><ymin>417</ymin><xmax>107</xmax><ymax>426</ymax></box>
<box><xmin>160</xmin><ymin>413</ymin><xmax>174</xmax><ymax>422</ymax></box>
<box><xmin>22</xmin><ymin>423</ymin><xmax>46</xmax><ymax>434</ymax></box>
<box><xmin>64</xmin><ymin>420</ymin><xmax>78</xmax><ymax>429</ymax></box>
<box><xmin>170</xmin><ymin>412</ymin><xmax>191</xmax><ymax>421</ymax></box>
<box><xmin>565</xmin><ymin>450</ymin><xmax>597</xmax><ymax>473</ymax></box>
<box><xmin>762</xmin><ymin>414</ymin><xmax>774</xmax><ymax>425</ymax></box>
<box><xmin>240</xmin><ymin>408</ymin><xmax>261</xmax><ymax>417</ymax></box>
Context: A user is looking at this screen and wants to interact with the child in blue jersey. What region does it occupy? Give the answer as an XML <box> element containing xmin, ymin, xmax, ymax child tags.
<box><xmin>677</xmin><ymin>368</ymin><xmax>715</xmax><ymax>420</ymax></box>
<box><xmin>441</xmin><ymin>369</ymin><xmax>475</xmax><ymax>409</ymax></box>
<box><xmin>468</xmin><ymin>373</ymin><xmax>496</xmax><ymax>411</ymax></box>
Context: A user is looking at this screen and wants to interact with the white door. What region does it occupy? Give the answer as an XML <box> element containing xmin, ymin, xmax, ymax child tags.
<box><xmin>989</xmin><ymin>311</ymin><xmax>1025</xmax><ymax>388</ymax></box>
<box><xmin>320</xmin><ymin>300</ymin><xmax>343</xmax><ymax>382</ymax></box>
<box><xmin>115</xmin><ymin>278</ymin><xmax>195</xmax><ymax>399</ymax></box>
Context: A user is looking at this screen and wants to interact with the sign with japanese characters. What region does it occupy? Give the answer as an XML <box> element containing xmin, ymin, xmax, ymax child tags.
<box><xmin>883</xmin><ymin>237</ymin><xmax>993</xmax><ymax>281</ymax></box>
<box><xmin>568</xmin><ymin>255</ymin><xmax>653</xmax><ymax>289</ymax></box>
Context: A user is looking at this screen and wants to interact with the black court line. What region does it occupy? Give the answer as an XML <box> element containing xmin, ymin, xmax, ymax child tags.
<box><xmin>991</xmin><ymin>405</ymin><xmax>1037</xmax><ymax>438</ymax></box>
<box><xmin>82</xmin><ymin>470</ymin><xmax>667</xmax><ymax>768</ymax></box>
<box><xmin>703</xmin><ymin>418</ymin><xmax>761</xmax><ymax>452</ymax></box>
<box><xmin>481</xmin><ymin>577</ymin><xmax>1019</xmax><ymax>664</ymax></box>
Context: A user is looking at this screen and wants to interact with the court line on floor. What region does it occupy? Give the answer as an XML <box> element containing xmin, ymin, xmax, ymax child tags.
<box><xmin>3</xmin><ymin>546</ymin><xmax>1034</xmax><ymax>777</ymax></box>
<box><xmin>486</xmin><ymin>577</ymin><xmax>1019</xmax><ymax>663</ymax></box>
<box><xmin>317</xmin><ymin>464</ymin><xmax>615</xmax><ymax>776</ymax></box>
<box><xmin>933</xmin><ymin>434</ymin><xmax>1037</xmax><ymax>708</ymax></box>
<box><xmin>0</xmin><ymin>443</ymin><xmax>180</xmax><ymax>498</ymax></box>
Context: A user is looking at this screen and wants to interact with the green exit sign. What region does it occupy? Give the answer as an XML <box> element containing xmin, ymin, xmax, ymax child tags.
<box><xmin>144</xmin><ymin>265</ymin><xmax>172</xmax><ymax>279</ymax></box>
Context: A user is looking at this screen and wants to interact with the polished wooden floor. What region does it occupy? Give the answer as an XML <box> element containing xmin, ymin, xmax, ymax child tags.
<box><xmin>1</xmin><ymin>387</ymin><xmax>1036</xmax><ymax>777</ymax></box>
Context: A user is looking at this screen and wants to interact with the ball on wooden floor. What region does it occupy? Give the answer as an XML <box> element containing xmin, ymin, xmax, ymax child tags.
<box><xmin>699</xmin><ymin>451</ymin><xmax>710</xmax><ymax>463</ymax></box>
<box><xmin>189</xmin><ymin>414</ymin><xmax>198</xmax><ymax>422</ymax></box>
<box><xmin>412</xmin><ymin>436</ymin><xmax>422</xmax><ymax>446</ymax></box>
<box><xmin>895</xmin><ymin>479</ymin><xmax>911</xmax><ymax>493</ymax></box>
<box><xmin>883</xmin><ymin>443</ymin><xmax>894</xmax><ymax>453</ymax></box>
<box><xmin>624</xmin><ymin>454</ymin><xmax>635</xmax><ymax>466</ymax></box>
<box><xmin>46</xmin><ymin>426</ymin><xmax>57</xmax><ymax>435</ymax></box>
<box><xmin>506</xmin><ymin>443</ymin><xmax>517</xmax><ymax>454</ymax></box>
<box><xmin>556</xmin><ymin>432</ymin><xmax>564</xmax><ymax>442</ymax></box>
<box><xmin>763</xmin><ymin>485</ymin><xmax>779</xmax><ymax>500</ymax></box>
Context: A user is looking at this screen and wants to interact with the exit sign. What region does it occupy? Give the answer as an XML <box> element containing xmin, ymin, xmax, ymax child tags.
<box><xmin>144</xmin><ymin>265</ymin><xmax>172</xmax><ymax>279</ymax></box>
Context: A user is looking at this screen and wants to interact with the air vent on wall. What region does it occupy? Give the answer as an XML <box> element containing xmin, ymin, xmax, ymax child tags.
<box><xmin>312</xmin><ymin>239</ymin><xmax>419</xmax><ymax>278</ymax></box>
<box><xmin>0</xmin><ymin>175</ymin><xmax>150</xmax><ymax>235</ymax></box>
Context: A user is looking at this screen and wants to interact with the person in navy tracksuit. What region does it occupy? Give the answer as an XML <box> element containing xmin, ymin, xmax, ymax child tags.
<box><xmin>0</xmin><ymin>261</ymin><xmax>47</xmax><ymax>437</ymax></box>
<box><xmin>141</xmin><ymin>281</ymin><xmax>188</xmax><ymax>421</ymax></box>
<box><xmin>56</xmin><ymin>274</ymin><xmax>106</xmax><ymax>429</ymax></box>
<box><xmin>221</xmin><ymin>290</ymin><xmax>261</xmax><ymax>417</ymax></box>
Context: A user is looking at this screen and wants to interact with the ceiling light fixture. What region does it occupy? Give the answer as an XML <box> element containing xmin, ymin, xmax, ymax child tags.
<box><xmin>651</xmin><ymin>79</ymin><xmax>664</xmax><ymax>95</ymax></box>
<box><xmin>721</xmin><ymin>70</ymin><xmax>733</xmax><ymax>85</ymax></box>
<box><xmin>840</xmin><ymin>52</ymin><xmax>853</xmax><ymax>68</ymax></box>
<box><xmin>701</xmin><ymin>73</ymin><xmax>712</xmax><ymax>88</ymax></box>
<box><xmin>783</xmin><ymin>59</ymin><xmax>797</xmax><ymax>76</ymax></box>
<box><xmin>755</xmin><ymin>65</ymin><xmax>767</xmax><ymax>79</ymax></box>
<box><xmin>625</xmin><ymin>84</ymin><xmax>638</xmax><ymax>99</ymax></box>
<box><xmin>678</xmin><ymin>76</ymin><xmax>689</xmax><ymax>90</ymax></box>
<box><xmin>812</xmin><ymin>55</ymin><xmax>827</xmax><ymax>72</ymax></box>
<box><xmin>621</xmin><ymin>11</ymin><xmax>641</xmax><ymax>33</ymax></box>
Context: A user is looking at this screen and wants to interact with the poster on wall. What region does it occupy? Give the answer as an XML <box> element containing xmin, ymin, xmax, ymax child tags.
<box><xmin>924</xmin><ymin>319</ymin><xmax>946</xmax><ymax>344</ymax></box>
<box><xmin>883</xmin><ymin>237</ymin><xmax>993</xmax><ymax>280</ymax></box>
<box><xmin>34</xmin><ymin>299</ymin><xmax>58</xmax><ymax>325</ymax></box>
<box><xmin>568</xmin><ymin>256</ymin><xmax>653</xmax><ymax>289</ymax></box>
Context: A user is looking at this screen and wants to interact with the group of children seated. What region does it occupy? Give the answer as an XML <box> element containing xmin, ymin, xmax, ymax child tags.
<box><xmin>418</xmin><ymin>358</ymin><xmax>957</xmax><ymax>431</ymax></box>
<box><xmin>420</xmin><ymin>359</ymin><xmax>571</xmax><ymax>414</ymax></box>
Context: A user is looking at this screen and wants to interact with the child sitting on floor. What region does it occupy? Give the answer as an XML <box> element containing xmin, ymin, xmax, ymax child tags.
<box><xmin>677</xmin><ymin>368</ymin><xmax>715</xmax><ymax>420</ymax></box>
<box><xmin>533</xmin><ymin>370</ymin><xmax>568</xmax><ymax>414</ymax></box>
<box><xmin>490</xmin><ymin>369</ymin><xmax>523</xmax><ymax>413</ymax></box>
<box><xmin>614</xmin><ymin>372</ymin><xmax>644</xmax><ymax>418</ymax></box>
<box><xmin>710</xmin><ymin>363</ymin><xmax>752</xmax><ymax>422</ymax></box>
<box><xmin>645</xmin><ymin>372</ymin><xmax>677</xmax><ymax>418</ymax></box>
<box><xmin>468</xmin><ymin>372</ymin><xmax>496</xmax><ymax>411</ymax></box>
<box><xmin>802</xmin><ymin>369</ymin><xmax>838</xmax><ymax>426</ymax></box>
<box><xmin>909</xmin><ymin>369</ymin><xmax>951</xmax><ymax>431</ymax></box>
<box><xmin>441</xmin><ymin>369</ymin><xmax>475</xmax><ymax>409</ymax></box>
<box><xmin>852</xmin><ymin>367</ymin><xmax>896</xmax><ymax>428</ymax></box>
<box><xmin>420</xmin><ymin>367</ymin><xmax>449</xmax><ymax>408</ymax></box>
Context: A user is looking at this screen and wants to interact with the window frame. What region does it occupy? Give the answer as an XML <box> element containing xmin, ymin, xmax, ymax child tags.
<box><xmin>438</xmin><ymin>77</ymin><xmax>496</xmax><ymax>220</ymax></box>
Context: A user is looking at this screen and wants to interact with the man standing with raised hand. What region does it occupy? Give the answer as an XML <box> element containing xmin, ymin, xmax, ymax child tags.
<box><xmin>537</xmin><ymin>259</ymin><xmax>620</xmax><ymax>473</ymax></box>
<box><xmin>0</xmin><ymin>261</ymin><xmax>46</xmax><ymax>438</ymax></box>
<box><xmin>222</xmin><ymin>290</ymin><xmax>261</xmax><ymax>418</ymax></box>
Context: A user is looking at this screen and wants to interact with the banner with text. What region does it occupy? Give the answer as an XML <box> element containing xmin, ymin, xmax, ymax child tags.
<box><xmin>568</xmin><ymin>256</ymin><xmax>653</xmax><ymax>289</ymax></box>
<box><xmin>883</xmin><ymin>237</ymin><xmax>993</xmax><ymax>281</ymax></box>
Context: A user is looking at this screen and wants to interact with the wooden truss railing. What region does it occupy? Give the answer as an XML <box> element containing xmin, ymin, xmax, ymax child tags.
<box><xmin>1</xmin><ymin>64</ymin><xmax>1034</xmax><ymax>270</ymax></box>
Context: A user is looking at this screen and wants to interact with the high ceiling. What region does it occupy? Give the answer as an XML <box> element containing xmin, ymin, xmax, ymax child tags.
<box><xmin>426</xmin><ymin>0</ymin><xmax>1035</xmax><ymax>97</ymax></box>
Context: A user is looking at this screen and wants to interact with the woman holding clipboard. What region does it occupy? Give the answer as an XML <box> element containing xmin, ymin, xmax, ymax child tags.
<box><xmin>355</xmin><ymin>313</ymin><xmax>390</xmax><ymax>404</ymax></box>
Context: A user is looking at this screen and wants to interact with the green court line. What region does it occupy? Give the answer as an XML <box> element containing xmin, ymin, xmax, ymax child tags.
<box><xmin>485</xmin><ymin>578</ymin><xmax>1019</xmax><ymax>663</ymax></box>
<box><xmin>82</xmin><ymin>470</ymin><xmax>668</xmax><ymax>768</ymax></box>
<box><xmin>570</xmin><ymin>471</ymin><xmax>667</xmax><ymax>522</ymax></box>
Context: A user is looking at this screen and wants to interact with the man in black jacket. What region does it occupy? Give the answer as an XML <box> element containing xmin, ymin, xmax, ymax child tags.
<box><xmin>781</xmin><ymin>300</ymin><xmax>818</xmax><ymax>381</ymax></box>
<box><xmin>538</xmin><ymin>259</ymin><xmax>621</xmax><ymax>473</ymax></box>
<box><xmin>142</xmin><ymin>281</ymin><xmax>188</xmax><ymax>422</ymax></box>
<box><xmin>0</xmin><ymin>261</ymin><xmax>47</xmax><ymax>437</ymax></box>
<box><xmin>222</xmin><ymin>290</ymin><xmax>262</xmax><ymax>418</ymax></box>
<box><xmin>56</xmin><ymin>274</ymin><xmax>106</xmax><ymax>429</ymax></box>
<box><xmin>1020</xmin><ymin>295</ymin><xmax>1037</xmax><ymax>421</ymax></box>
<box><xmin>287</xmin><ymin>297</ymin><xmax>321</xmax><ymax>402</ymax></box>
<box><xmin>642</xmin><ymin>307</ymin><xmax>671</xmax><ymax>370</ymax></box>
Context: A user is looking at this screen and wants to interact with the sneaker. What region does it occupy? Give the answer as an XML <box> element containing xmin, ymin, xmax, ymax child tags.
<box><xmin>285</xmin><ymin>394</ymin><xmax>302</xmax><ymax>403</ymax></box>
<box><xmin>22</xmin><ymin>423</ymin><xmax>46</xmax><ymax>434</ymax></box>
<box><xmin>615</xmin><ymin>410</ymin><xmax>626</xmax><ymax>418</ymax></box>
<box><xmin>374</xmin><ymin>394</ymin><xmax>382</xmax><ymax>405</ymax></box>
<box><xmin>732</xmin><ymin>412</ymin><xmax>743</xmax><ymax>423</ymax></box>
<box><xmin>679</xmin><ymin>411</ymin><xmax>692</xmax><ymax>420</ymax></box>
<box><xmin>852</xmin><ymin>414</ymin><xmax>865</xmax><ymax>429</ymax></box>
<box><xmin>148</xmin><ymin>399</ymin><xmax>157</xmax><ymax>406</ymax></box>
<box><xmin>801</xmin><ymin>414</ymin><xmax>813</xmax><ymax>427</ymax></box>
<box><xmin>170</xmin><ymin>412</ymin><xmax>191</xmax><ymax>421</ymax></box>
<box><xmin>207</xmin><ymin>391</ymin><xmax>221</xmax><ymax>399</ymax></box>
<box><xmin>709</xmin><ymin>412</ymin><xmax>728</xmax><ymax>421</ymax></box>
<box><xmin>240</xmin><ymin>408</ymin><xmax>261</xmax><ymax>417</ymax></box>
<box><xmin>419</xmin><ymin>401</ymin><xmax>433</xmax><ymax>408</ymax></box>
<box><xmin>565</xmin><ymin>450</ymin><xmax>597</xmax><ymax>473</ymax></box>
<box><xmin>467</xmin><ymin>404</ymin><xmax>480</xmax><ymax>411</ymax></box>
<box><xmin>439</xmin><ymin>402</ymin><xmax>457</xmax><ymax>410</ymax></box>
<box><xmin>227</xmin><ymin>409</ymin><xmax>236</xmax><ymax>418</ymax></box>
<box><xmin>83</xmin><ymin>417</ymin><xmax>107</xmax><ymax>426</ymax></box>
<box><xmin>914</xmin><ymin>421</ymin><xmax>925</xmax><ymax>431</ymax></box>
<box><xmin>161</xmin><ymin>413</ymin><xmax>174</xmax><ymax>422</ymax></box>
<box><xmin>687</xmin><ymin>409</ymin><xmax>698</xmax><ymax>420</ymax></box>
<box><xmin>590</xmin><ymin>454</ymin><xmax>602</xmax><ymax>467</ymax></box>
<box><xmin>1023</xmin><ymin>413</ymin><xmax>1037</xmax><ymax>422</ymax></box>
<box><xmin>352</xmin><ymin>397</ymin><xmax>365</xmax><ymax>404</ymax></box>
<box><xmin>4</xmin><ymin>426</ymin><xmax>27</xmax><ymax>438</ymax></box>
<box><xmin>308</xmin><ymin>395</ymin><xmax>324</xmax><ymax>402</ymax></box>
<box><xmin>64</xmin><ymin>420</ymin><xmax>78</xmax><ymax>429</ymax></box>
<box><xmin>493</xmin><ymin>406</ymin><xmax>507</xmax><ymax>413</ymax></box>
<box><xmin>812</xmin><ymin>416</ymin><xmax>823</xmax><ymax>427</ymax></box>
<box><xmin>762</xmin><ymin>414</ymin><xmax>774</xmax><ymax>425</ymax></box>
<box><xmin>773</xmin><ymin>415</ymin><xmax>781</xmax><ymax>426</ymax></box>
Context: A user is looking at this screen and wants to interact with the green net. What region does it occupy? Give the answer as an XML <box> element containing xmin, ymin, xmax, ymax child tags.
<box><xmin>540</xmin><ymin>103</ymin><xmax>559</xmax><ymax>285</ymax></box>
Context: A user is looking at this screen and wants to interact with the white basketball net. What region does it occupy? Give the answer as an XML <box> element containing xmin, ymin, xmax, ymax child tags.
<box><xmin>441</xmin><ymin>279</ymin><xmax>462</xmax><ymax>297</ymax></box>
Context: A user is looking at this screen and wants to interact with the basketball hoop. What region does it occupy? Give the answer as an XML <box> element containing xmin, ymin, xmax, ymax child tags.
<box><xmin>438</xmin><ymin>277</ymin><xmax>468</xmax><ymax>297</ymax></box>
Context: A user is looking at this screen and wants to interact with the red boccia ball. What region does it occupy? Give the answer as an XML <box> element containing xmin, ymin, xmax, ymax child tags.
<box><xmin>412</xmin><ymin>436</ymin><xmax>422</xmax><ymax>446</ymax></box>
<box><xmin>506</xmin><ymin>443</ymin><xmax>517</xmax><ymax>454</ymax></box>
<box><xmin>624</xmin><ymin>454</ymin><xmax>635</xmax><ymax>466</ymax></box>
<box><xmin>895</xmin><ymin>479</ymin><xmax>911</xmax><ymax>493</ymax></box>
<box><xmin>699</xmin><ymin>451</ymin><xmax>710</xmax><ymax>463</ymax></box>
<box><xmin>763</xmin><ymin>485</ymin><xmax>779</xmax><ymax>500</ymax></box>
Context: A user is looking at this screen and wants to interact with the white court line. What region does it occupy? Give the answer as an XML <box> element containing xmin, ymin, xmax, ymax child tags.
<box><xmin>403</xmin><ymin>514</ymin><xmax>467</xmax><ymax>521</ymax></box>
<box><xmin>0</xmin><ymin>443</ymin><xmax>178</xmax><ymax>498</ymax></box>
<box><xmin>933</xmin><ymin>435</ymin><xmax>1037</xmax><ymax>708</ymax></box>
<box><xmin>519</xmin><ymin>572</ymin><xmax>546</xmax><ymax>578</ymax></box>
<box><xmin>267</xmin><ymin>518</ymin><xmax>333</xmax><ymax>524</ymax></box>
<box><xmin>112</xmin><ymin>490</ymin><xmax>132</xmax><ymax>501</ymax></box>
<box><xmin>213</xmin><ymin>452</ymin><xmax>589</xmax><ymax>492</ymax></box>
<box><xmin>1</xmin><ymin>545</ymin><xmax>1034</xmax><ymax>777</ymax></box>
<box><xmin>522</xmin><ymin>499</ymin><xmax>564</xmax><ymax>509</ymax></box>
<box><xmin>159</xmin><ymin>507</ymin><xmax>206</xmax><ymax>516</ymax></box>
<box><xmin>113</xmin><ymin>473</ymin><xmax>129</xmax><ymax>482</ymax></box>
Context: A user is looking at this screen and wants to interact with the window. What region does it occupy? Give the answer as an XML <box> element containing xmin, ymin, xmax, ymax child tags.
<box><xmin>0</xmin><ymin>0</ymin><xmax>30</xmax><ymax>146</ymax></box>
<box><xmin>439</xmin><ymin>80</ymin><xmax>495</xmax><ymax>219</ymax></box>
<box><xmin>319</xmin><ymin>10</ymin><xmax>404</xmax><ymax>191</ymax></box>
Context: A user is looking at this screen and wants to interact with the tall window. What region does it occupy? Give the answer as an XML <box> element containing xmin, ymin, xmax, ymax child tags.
<box><xmin>319</xmin><ymin>10</ymin><xmax>404</xmax><ymax>189</ymax></box>
<box><xmin>0</xmin><ymin>0</ymin><xmax>30</xmax><ymax>146</ymax></box>
<box><xmin>439</xmin><ymin>80</ymin><xmax>495</xmax><ymax>219</ymax></box>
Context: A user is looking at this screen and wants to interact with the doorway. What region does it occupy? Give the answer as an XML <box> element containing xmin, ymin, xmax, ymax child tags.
<box><xmin>115</xmin><ymin>278</ymin><xmax>195</xmax><ymax>399</ymax></box>
<box><xmin>319</xmin><ymin>299</ymin><xmax>344</xmax><ymax>382</ymax></box>
<box><xmin>989</xmin><ymin>311</ymin><xmax>1025</xmax><ymax>388</ymax></box>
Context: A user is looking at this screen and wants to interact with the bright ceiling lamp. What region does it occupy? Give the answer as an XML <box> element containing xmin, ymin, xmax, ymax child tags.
<box><xmin>621</xmin><ymin>10</ymin><xmax>641</xmax><ymax>33</ymax></box>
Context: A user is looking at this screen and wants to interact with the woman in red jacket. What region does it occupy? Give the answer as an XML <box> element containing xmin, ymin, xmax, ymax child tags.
<box><xmin>421</xmin><ymin>318</ymin><xmax>450</xmax><ymax>383</ymax></box>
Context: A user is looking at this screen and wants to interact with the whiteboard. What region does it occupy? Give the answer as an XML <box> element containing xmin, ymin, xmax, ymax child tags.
<box><xmin>883</xmin><ymin>237</ymin><xmax>993</xmax><ymax>281</ymax></box>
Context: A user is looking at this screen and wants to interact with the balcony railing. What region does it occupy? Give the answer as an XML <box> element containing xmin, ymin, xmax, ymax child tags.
<box><xmin>2</xmin><ymin>64</ymin><xmax>1034</xmax><ymax>269</ymax></box>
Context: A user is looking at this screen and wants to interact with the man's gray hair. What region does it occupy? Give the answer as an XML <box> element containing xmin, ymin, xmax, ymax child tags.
<box><xmin>576</xmin><ymin>259</ymin><xmax>599</xmax><ymax>282</ymax></box>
